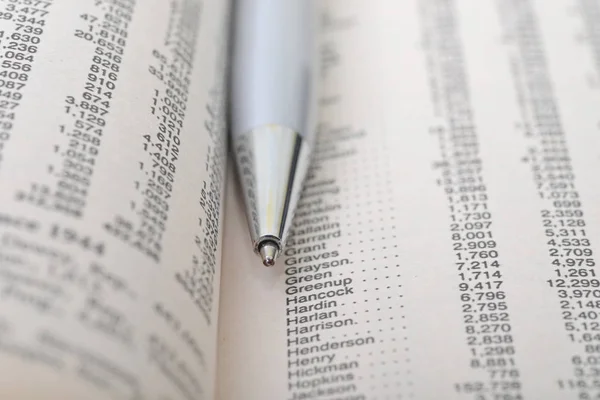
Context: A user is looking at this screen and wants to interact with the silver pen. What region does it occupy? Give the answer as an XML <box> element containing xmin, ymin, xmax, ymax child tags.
<box><xmin>230</xmin><ymin>0</ymin><xmax>318</xmax><ymax>267</ymax></box>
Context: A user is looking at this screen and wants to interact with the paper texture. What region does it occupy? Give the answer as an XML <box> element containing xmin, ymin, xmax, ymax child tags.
<box><xmin>0</xmin><ymin>1</ymin><xmax>229</xmax><ymax>399</ymax></box>
<box><xmin>217</xmin><ymin>0</ymin><xmax>600</xmax><ymax>399</ymax></box>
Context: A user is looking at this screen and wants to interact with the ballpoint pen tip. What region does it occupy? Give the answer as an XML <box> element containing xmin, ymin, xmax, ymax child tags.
<box><xmin>259</xmin><ymin>241</ymin><xmax>278</xmax><ymax>267</ymax></box>
<box><xmin>263</xmin><ymin>257</ymin><xmax>275</xmax><ymax>267</ymax></box>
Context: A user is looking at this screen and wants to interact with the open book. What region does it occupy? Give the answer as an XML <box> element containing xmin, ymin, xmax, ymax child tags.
<box><xmin>1</xmin><ymin>0</ymin><xmax>600</xmax><ymax>399</ymax></box>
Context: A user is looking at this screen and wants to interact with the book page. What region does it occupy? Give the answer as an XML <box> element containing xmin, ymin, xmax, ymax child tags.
<box><xmin>0</xmin><ymin>1</ymin><xmax>229</xmax><ymax>399</ymax></box>
<box><xmin>217</xmin><ymin>0</ymin><xmax>600</xmax><ymax>399</ymax></box>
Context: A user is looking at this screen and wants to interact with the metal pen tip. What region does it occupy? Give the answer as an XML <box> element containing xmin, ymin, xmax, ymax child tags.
<box><xmin>259</xmin><ymin>241</ymin><xmax>279</xmax><ymax>267</ymax></box>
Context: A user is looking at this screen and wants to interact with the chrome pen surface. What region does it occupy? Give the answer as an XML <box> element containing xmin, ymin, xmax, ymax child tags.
<box><xmin>230</xmin><ymin>0</ymin><xmax>319</xmax><ymax>266</ymax></box>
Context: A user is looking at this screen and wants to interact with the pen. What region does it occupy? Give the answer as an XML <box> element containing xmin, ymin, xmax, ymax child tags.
<box><xmin>230</xmin><ymin>0</ymin><xmax>318</xmax><ymax>267</ymax></box>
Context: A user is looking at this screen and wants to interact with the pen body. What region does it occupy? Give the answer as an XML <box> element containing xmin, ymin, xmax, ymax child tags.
<box><xmin>230</xmin><ymin>0</ymin><xmax>318</xmax><ymax>265</ymax></box>
<box><xmin>231</xmin><ymin>0</ymin><xmax>317</xmax><ymax>140</ymax></box>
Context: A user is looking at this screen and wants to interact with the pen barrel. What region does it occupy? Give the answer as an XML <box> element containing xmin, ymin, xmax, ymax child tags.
<box><xmin>231</xmin><ymin>0</ymin><xmax>319</xmax><ymax>263</ymax></box>
<box><xmin>231</xmin><ymin>0</ymin><xmax>318</xmax><ymax>141</ymax></box>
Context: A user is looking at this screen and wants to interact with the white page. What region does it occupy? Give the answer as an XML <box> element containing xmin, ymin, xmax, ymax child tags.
<box><xmin>0</xmin><ymin>1</ymin><xmax>229</xmax><ymax>399</ymax></box>
<box><xmin>217</xmin><ymin>0</ymin><xmax>600</xmax><ymax>399</ymax></box>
